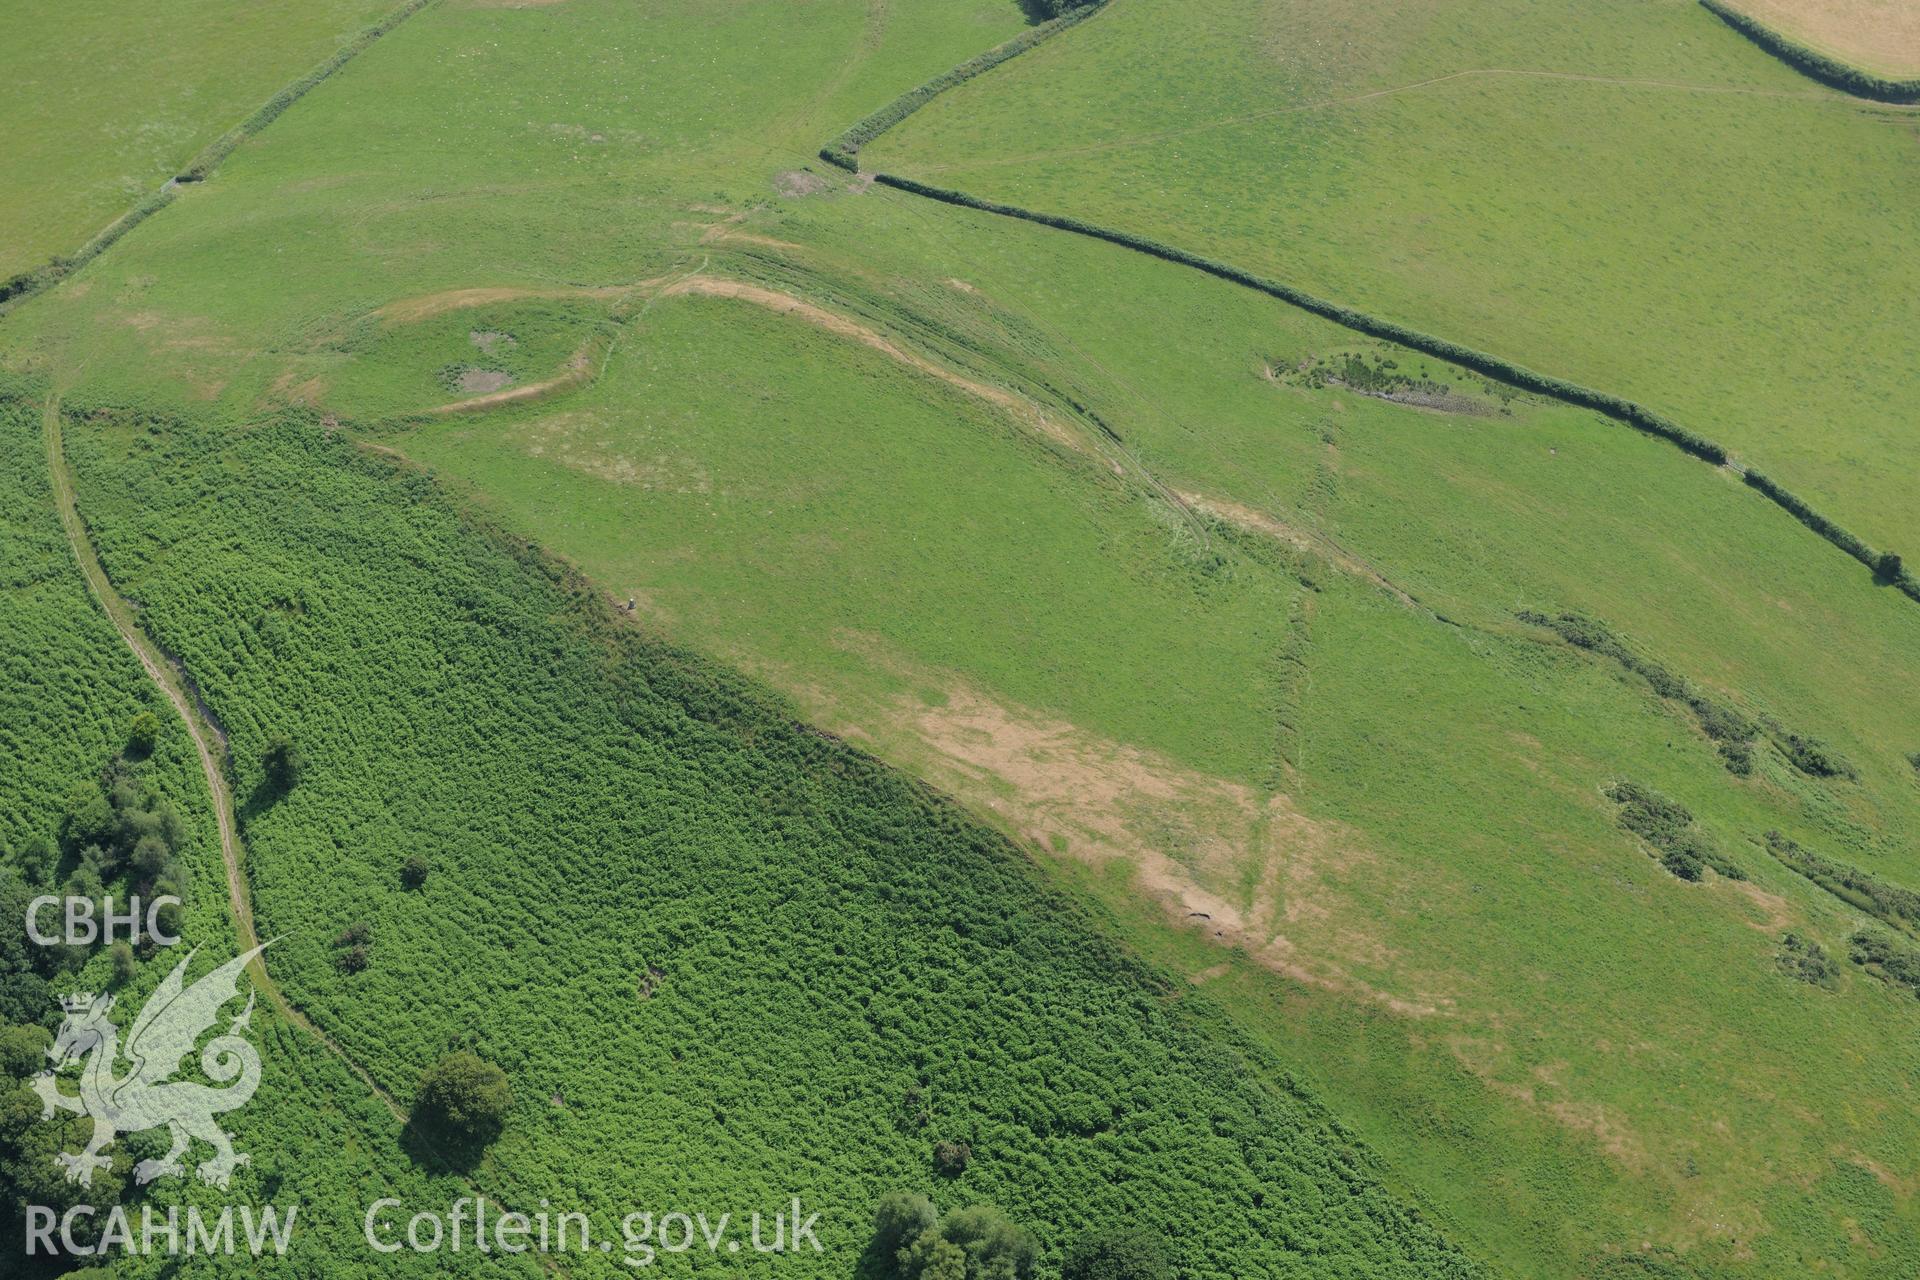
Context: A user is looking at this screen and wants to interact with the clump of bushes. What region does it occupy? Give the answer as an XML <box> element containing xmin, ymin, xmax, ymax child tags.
<box><xmin>1519</xmin><ymin>612</ymin><xmax>1756</xmax><ymax>772</ymax></box>
<box><xmin>1775</xmin><ymin>932</ymin><xmax>1838</xmax><ymax>989</ymax></box>
<box><xmin>933</xmin><ymin>1139</ymin><xmax>972</xmax><ymax>1177</ymax></box>
<box><xmin>1606</xmin><ymin>781</ymin><xmax>1743</xmax><ymax>881</ymax></box>
<box><xmin>401</xmin><ymin>852</ymin><xmax>430</xmax><ymax>890</ymax></box>
<box><xmin>1764</xmin><ymin>832</ymin><xmax>1920</xmax><ymax>932</ymax></box>
<box><xmin>413</xmin><ymin>1051</ymin><xmax>512</xmax><ymax>1148</ymax></box>
<box><xmin>1780</xmin><ymin>733</ymin><xmax>1855</xmax><ymax>780</ymax></box>
<box><xmin>1849</xmin><ymin>930</ymin><xmax>1920</xmax><ymax>998</ymax></box>
<box><xmin>1063</xmin><ymin>1226</ymin><xmax>1176</xmax><ymax>1280</ymax></box>
<box><xmin>871</xmin><ymin>1193</ymin><xmax>1036</xmax><ymax>1280</ymax></box>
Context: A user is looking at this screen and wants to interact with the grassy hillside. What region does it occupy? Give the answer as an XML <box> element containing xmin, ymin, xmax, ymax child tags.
<box><xmin>49</xmin><ymin>397</ymin><xmax>1477</xmax><ymax>1278</ymax></box>
<box><xmin>3</xmin><ymin>0</ymin><xmax>1918</xmax><ymax>1275</ymax></box>
<box><xmin>0</xmin><ymin>0</ymin><xmax>403</xmax><ymax>284</ymax></box>
<box><xmin>865</xmin><ymin>0</ymin><xmax>1920</xmax><ymax>561</ymax></box>
<box><xmin>0</xmin><ymin>387</ymin><xmax>523</xmax><ymax>1277</ymax></box>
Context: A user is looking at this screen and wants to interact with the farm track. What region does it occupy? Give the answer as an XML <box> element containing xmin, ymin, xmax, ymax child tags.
<box><xmin>41</xmin><ymin>392</ymin><xmax>406</xmax><ymax>1123</ymax></box>
<box><xmin>46</xmin><ymin>391</ymin><xmax>570</xmax><ymax>1273</ymax></box>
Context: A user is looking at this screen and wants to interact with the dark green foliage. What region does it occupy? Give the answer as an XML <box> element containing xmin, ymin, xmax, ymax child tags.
<box><xmin>881</xmin><ymin>1201</ymin><xmax>1037</xmax><ymax>1280</ymax></box>
<box><xmin>1765</xmin><ymin>832</ymin><xmax>1920</xmax><ymax>933</ymax></box>
<box><xmin>1062</xmin><ymin>1226</ymin><xmax>1176</xmax><ymax>1280</ymax></box>
<box><xmin>874</xmin><ymin>1192</ymin><xmax>941</xmax><ymax>1259</ymax></box>
<box><xmin>401</xmin><ymin>851</ymin><xmax>430</xmax><ymax>889</ymax></box>
<box><xmin>51</xmin><ymin>407</ymin><xmax>1482</xmax><ymax>1278</ymax></box>
<box><xmin>1781</xmin><ymin>733</ymin><xmax>1855</xmax><ymax>780</ymax></box>
<box><xmin>262</xmin><ymin>733</ymin><xmax>306</xmax><ymax>791</ymax></box>
<box><xmin>933</xmin><ymin>1138</ymin><xmax>972</xmax><ymax>1176</ymax></box>
<box><xmin>414</xmin><ymin>1051</ymin><xmax>512</xmax><ymax>1147</ymax></box>
<box><xmin>126</xmin><ymin>709</ymin><xmax>160</xmax><ymax>757</ymax></box>
<box><xmin>1775</xmin><ymin>932</ymin><xmax>1838</xmax><ymax>989</ymax></box>
<box><xmin>1698</xmin><ymin>0</ymin><xmax>1920</xmax><ymax>103</ymax></box>
<box><xmin>0</xmin><ymin>1025</ymin><xmax>50</xmax><ymax>1077</ymax></box>
<box><xmin>1848</xmin><ymin>930</ymin><xmax>1920</xmax><ymax>998</ymax></box>
<box><xmin>1605</xmin><ymin>781</ymin><xmax>1744</xmax><ymax>881</ymax></box>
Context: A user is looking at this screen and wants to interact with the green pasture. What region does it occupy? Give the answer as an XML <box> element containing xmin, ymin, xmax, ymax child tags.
<box><xmin>0</xmin><ymin>0</ymin><xmax>399</xmax><ymax>282</ymax></box>
<box><xmin>866</xmin><ymin>0</ymin><xmax>1920</xmax><ymax>559</ymax></box>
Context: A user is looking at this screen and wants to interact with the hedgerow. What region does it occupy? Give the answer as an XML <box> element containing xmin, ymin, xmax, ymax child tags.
<box><xmin>820</xmin><ymin>20</ymin><xmax>1918</xmax><ymax>604</ymax></box>
<box><xmin>820</xmin><ymin>2</ymin><xmax>1107</xmax><ymax>172</ymax></box>
<box><xmin>1518</xmin><ymin>611</ymin><xmax>1755</xmax><ymax>771</ymax></box>
<box><xmin>0</xmin><ymin>0</ymin><xmax>437</xmax><ymax>317</ymax></box>
<box><xmin>1698</xmin><ymin>0</ymin><xmax>1920</xmax><ymax>104</ymax></box>
<box><xmin>55</xmin><ymin>403</ymin><xmax>1482</xmax><ymax>1278</ymax></box>
<box><xmin>1764</xmin><ymin>832</ymin><xmax>1920</xmax><ymax>933</ymax></box>
<box><xmin>1605</xmin><ymin>781</ymin><xmax>1744</xmax><ymax>882</ymax></box>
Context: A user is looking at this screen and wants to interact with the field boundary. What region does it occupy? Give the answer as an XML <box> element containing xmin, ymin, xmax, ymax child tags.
<box><xmin>0</xmin><ymin>0</ymin><xmax>442</xmax><ymax>314</ymax></box>
<box><xmin>819</xmin><ymin>1</ymin><xmax>1108</xmax><ymax>171</ymax></box>
<box><xmin>1699</xmin><ymin>0</ymin><xmax>1920</xmax><ymax>102</ymax></box>
<box><xmin>818</xmin><ymin>5</ymin><xmax>1919</xmax><ymax>606</ymax></box>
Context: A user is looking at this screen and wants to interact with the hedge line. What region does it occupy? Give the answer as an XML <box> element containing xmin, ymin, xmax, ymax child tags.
<box><xmin>866</xmin><ymin>171</ymin><xmax>1920</xmax><ymax>602</ymax></box>
<box><xmin>1743</xmin><ymin>470</ymin><xmax>1920</xmax><ymax>600</ymax></box>
<box><xmin>874</xmin><ymin>174</ymin><xmax>1736</xmax><ymax>458</ymax></box>
<box><xmin>1699</xmin><ymin>0</ymin><xmax>1920</xmax><ymax>104</ymax></box>
<box><xmin>819</xmin><ymin>1</ymin><xmax>1106</xmax><ymax>172</ymax></box>
<box><xmin>0</xmin><ymin>0</ymin><xmax>438</xmax><ymax>315</ymax></box>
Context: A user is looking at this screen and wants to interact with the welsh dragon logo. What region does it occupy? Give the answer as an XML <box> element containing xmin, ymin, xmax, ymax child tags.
<box><xmin>31</xmin><ymin>944</ymin><xmax>269</xmax><ymax>1190</ymax></box>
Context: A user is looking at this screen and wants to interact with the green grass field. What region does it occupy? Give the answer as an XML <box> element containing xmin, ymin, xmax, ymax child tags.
<box><xmin>3</xmin><ymin>0</ymin><xmax>1918</xmax><ymax>1275</ymax></box>
<box><xmin>865</xmin><ymin>0</ymin><xmax>1920</xmax><ymax>561</ymax></box>
<box><xmin>0</xmin><ymin>0</ymin><xmax>403</xmax><ymax>283</ymax></box>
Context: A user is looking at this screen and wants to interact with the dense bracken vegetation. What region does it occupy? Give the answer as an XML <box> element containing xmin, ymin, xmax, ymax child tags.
<box><xmin>53</xmin><ymin>401</ymin><xmax>1479</xmax><ymax>1278</ymax></box>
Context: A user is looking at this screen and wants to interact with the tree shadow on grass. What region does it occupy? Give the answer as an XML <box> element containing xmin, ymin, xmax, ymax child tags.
<box><xmin>399</xmin><ymin>1111</ymin><xmax>491</xmax><ymax>1176</ymax></box>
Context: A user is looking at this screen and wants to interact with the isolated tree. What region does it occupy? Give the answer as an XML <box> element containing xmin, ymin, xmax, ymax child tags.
<box><xmin>262</xmin><ymin>735</ymin><xmax>306</xmax><ymax>792</ymax></box>
<box><xmin>127</xmin><ymin>711</ymin><xmax>161</xmax><ymax>757</ymax></box>
<box><xmin>1876</xmin><ymin>550</ymin><xmax>1905</xmax><ymax>583</ymax></box>
<box><xmin>415</xmin><ymin>1051</ymin><xmax>512</xmax><ymax>1147</ymax></box>
<box><xmin>939</xmin><ymin>1205</ymin><xmax>1036</xmax><ymax>1280</ymax></box>
<box><xmin>401</xmin><ymin>853</ymin><xmax>431</xmax><ymax>890</ymax></box>
<box><xmin>873</xmin><ymin>1192</ymin><xmax>939</xmax><ymax>1259</ymax></box>
<box><xmin>1062</xmin><ymin>1227</ymin><xmax>1175</xmax><ymax>1280</ymax></box>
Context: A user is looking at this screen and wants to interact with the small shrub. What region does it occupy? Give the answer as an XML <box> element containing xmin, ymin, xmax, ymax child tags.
<box><xmin>127</xmin><ymin>711</ymin><xmax>160</xmax><ymax>757</ymax></box>
<box><xmin>933</xmin><ymin>1139</ymin><xmax>972</xmax><ymax>1177</ymax></box>
<box><xmin>1775</xmin><ymin>932</ymin><xmax>1837</xmax><ymax>989</ymax></box>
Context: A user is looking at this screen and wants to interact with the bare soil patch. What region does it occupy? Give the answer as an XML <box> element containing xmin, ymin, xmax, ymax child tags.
<box><xmin>774</xmin><ymin>169</ymin><xmax>833</xmax><ymax>197</ymax></box>
<box><xmin>456</xmin><ymin>368</ymin><xmax>514</xmax><ymax>395</ymax></box>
